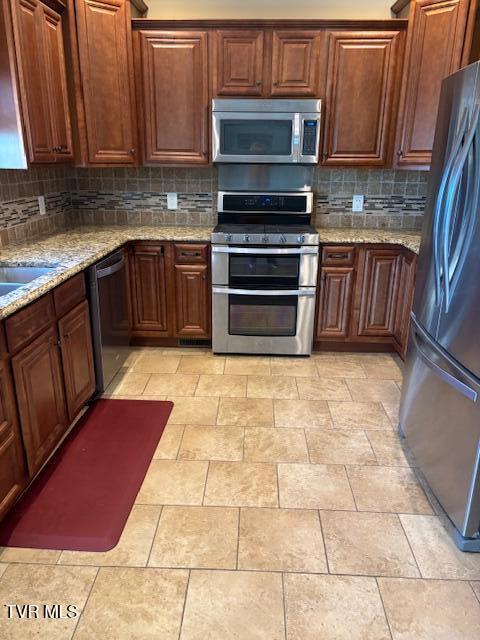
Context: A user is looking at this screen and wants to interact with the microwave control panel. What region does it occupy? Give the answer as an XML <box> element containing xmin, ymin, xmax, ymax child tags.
<box><xmin>302</xmin><ymin>121</ymin><xmax>318</xmax><ymax>156</ymax></box>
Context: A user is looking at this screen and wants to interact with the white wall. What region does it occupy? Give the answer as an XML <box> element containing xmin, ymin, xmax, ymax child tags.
<box><xmin>144</xmin><ymin>0</ymin><xmax>395</xmax><ymax>20</ymax></box>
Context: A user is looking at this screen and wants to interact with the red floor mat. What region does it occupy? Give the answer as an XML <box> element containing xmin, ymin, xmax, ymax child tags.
<box><xmin>0</xmin><ymin>399</ymin><xmax>173</xmax><ymax>552</ymax></box>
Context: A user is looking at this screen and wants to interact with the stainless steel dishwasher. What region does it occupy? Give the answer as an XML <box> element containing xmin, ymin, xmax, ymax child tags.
<box><xmin>88</xmin><ymin>249</ymin><xmax>131</xmax><ymax>395</ymax></box>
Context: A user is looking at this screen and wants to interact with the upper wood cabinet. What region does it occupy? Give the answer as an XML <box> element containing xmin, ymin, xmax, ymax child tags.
<box><xmin>74</xmin><ymin>0</ymin><xmax>137</xmax><ymax>164</ymax></box>
<box><xmin>270</xmin><ymin>31</ymin><xmax>322</xmax><ymax>97</ymax></box>
<box><xmin>213</xmin><ymin>30</ymin><xmax>265</xmax><ymax>96</ymax></box>
<box><xmin>394</xmin><ymin>0</ymin><xmax>471</xmax><ymax>168</ymax></box>
<box><xmin>10</xmin><ymin>0</ymin><xmax>72</xmax><ymax>163</ymax></box>
<box><xmin>136</xmin><ymin>30</ymin><xmax>209</xmax><ymax>164</ymax></box>
<box><xmin>322</xmin><ymin>30</ymin><xmax>403</xmax><ymax>166</ymax></box>
<box><xmin>213</xmin><ymin>28</ymin><xmax>322</xmax><ymax>97</ymax></box>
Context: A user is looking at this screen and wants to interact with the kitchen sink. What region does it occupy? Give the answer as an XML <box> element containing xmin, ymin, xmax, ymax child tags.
<box><xmin>0</xmin><ymin>266</ymin><xmax>57</xmax><ymax>298</ymax></box>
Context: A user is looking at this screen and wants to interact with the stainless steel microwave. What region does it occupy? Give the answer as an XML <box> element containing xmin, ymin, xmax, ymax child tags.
<box><xmin>212</xmin><ymin>99</ymin><xmax>321</xmax><ymax>164</ymax></box>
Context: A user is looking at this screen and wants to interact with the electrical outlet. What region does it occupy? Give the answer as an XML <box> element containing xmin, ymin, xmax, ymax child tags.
<box><xmin>352</xmin><ymin>194</ymin><xmax>364</xmax><ymax>213</ymax></box>
<box><xmin>167</xmin><ymin>192</ymin><xmax>178</xmax><ymax>210</ymax></box>
<box><xmin>38</xmin><ymin>195</ymin><xmax>46</xmax><ymax>215</ymax></box>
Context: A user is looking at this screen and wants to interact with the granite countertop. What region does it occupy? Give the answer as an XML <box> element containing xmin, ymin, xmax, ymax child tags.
<box><xmin>0</xmin><ymin>224</ymin><xmax>422</xmax><ymax>321</ymax></box>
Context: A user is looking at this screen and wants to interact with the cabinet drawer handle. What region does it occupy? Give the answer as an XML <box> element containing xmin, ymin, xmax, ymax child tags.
<box><xmin>328</xmin><ymin>253</ymin><xmax>350</xmax><ymax>260</ymax></box>
<box><xmin>180</xmin><ymin>251</ymin><xmax>202</xmax><ymax>257</ymax></box>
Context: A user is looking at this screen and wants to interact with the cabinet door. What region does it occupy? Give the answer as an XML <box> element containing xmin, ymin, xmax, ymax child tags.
<box><xmin>130</xmin><ymin>244</ymin><xmax>171</xmax><ymax>335</ymax></box>
<box><xmin>323</xmin><ymin>31</ymin><xmax>402</xmax><ymax>165</ymax></box>
<box><xmin>75</xmin><ymin>0</ymin><xmax>137</xmax><ymax>164</ymax></box>
<box><xmin>395</xmin><ymin>0</ymin><xmax>469</xmax><ymax>168</ymax></box>
<box><xmin>393</xmin><ymin>251</ymin><xmax>417</xmax><ymax>356</ymax></box>
<box><xmin>138</xmin><ymin>31</ymin><xmax>209</xmax><ymax>164</ymax></box>
<box><xmin>174</xmin><ymin>264</ymin><xmax>210</xmax><ymax>338</ymax></box>
<box><xmin>355</xmin><ymin>248</ymin><xmax>402</xmax><ymax>337</ymax></box>
<box><xmin>316</xmin><ymin>267</ymin><xmax>354</xmax><ymax>339</ymax></box>
<box><xmin>59</xmin><ymin>300</ymin><xmax>95</xmax><ymax>421</ymax></box>
<box><xmin>42</xmin><ymin>5</ymin><xmax>73</xmax><ymax>160</ymax></box>
<box><xmin>12</xmin><ymin>325</ymin><xmax>68</xmax><ymax>477</ymax></box>
<box><xmin>10</xmin><ymin>0</ymin><xmax>54</xmax><ymax>162</ymax></box>
<box><xmin>270</xmin><ymin>31</ymin><xmax>321</xmax><ymax>97</ymax></box>
<box><xmin>0</xmin><ymin>359</ymin><xmax>27</xmax><ymax>519</ymax></box>
<box><xmin>214</xmin><ymin>30</ymin><xmax>265</xmax><ymax>96</ymax></box>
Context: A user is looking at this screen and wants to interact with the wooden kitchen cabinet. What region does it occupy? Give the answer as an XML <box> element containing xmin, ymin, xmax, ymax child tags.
<box><xmin>213</xmin><ymin>29</ymin><xmax>265</xmax><ymax>96</ymax></box>
<box><xmin>393</xmin><ymin>249</ymin><xmax>417</xmax><ymax>355</ymax></box>
<box><xmin>316</xmin><ymin>267</ymin><xmax>354</xmax><ymax>339</ymax></box>
<box><xmin>59</xmin><ymin>299</ymin><xmax>95</xmax><ymax>421</ymax></box>
<box><xmin>322</xmin><ymin>30</ymin><xmax>403</xmax><ymax>165</ymax></box>
<box><xmin>213</xmin><ymin>28</ymin><xmax>322</xmax><ymax>97</ymax></box>
<box><xmin>173</xmin><ymin>246</ymin><xmax>211</xmax><ymax>338</ymax></box>
<box><xmin>10</xmin><ymin>0</ymin><xmax>72</xmax><ymax>162</ymax></box>
<box><xmin>270</xmin><ymin>30</ymin><xmax>322</xmax><ymax>97</ymax></box>
<box><xmin>0</xmin><ymin>356</ymin><xmax>27</xmax><ymax>520</ymax></box>
<box><xmin>394</xmin><ymin>0</ymin><xmax>471</xmax><ymax>168</ymax></box>
<box><xmin>354</xmin><ymin>248</ymin><xmax>402</xmax><ymax>337</ymax></box>
<box><xmin>74</xmin><ymin>0</ymin><xmax>137</xmax><ymax>164</ymax></box>
<box><xmin>12</xmin><ymin>324</ymin><xmax>68</xmax><ymax>476</ymax></box>
<box><xmin>130</xmin><ymin>243</ymin><xmax>172</xmax><ymax>336</ymax></box>
<box><xmin>135</xmin><ymin>30</ymin><xmax>209</xmax><ymax>164</ymax></box>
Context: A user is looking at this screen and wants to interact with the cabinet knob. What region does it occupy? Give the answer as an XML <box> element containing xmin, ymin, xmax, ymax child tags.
<box><xmin>255</xmin><ymin>80</ymin><xmax>261</xmax><ymax>86</ymax></box>
<box><xmin>397</xmin><ymin>150</ymin><xmax>404</xmax><ymax>158</ymax></box>
<box><xmin>272</xmin><ymin>81</ymin><xmax>278</xmax><ymax>86</ymax></box>
<box><xmin>129</xmin><ymin>148</ymin><xmax>135</xmax><ymax>156</ymax></box>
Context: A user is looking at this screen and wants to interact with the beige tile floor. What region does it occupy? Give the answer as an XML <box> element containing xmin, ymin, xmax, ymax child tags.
<box><xmin>1</xmin><ymin>348</ymin><xmax>480</xmax><ymax>639</ymax></box>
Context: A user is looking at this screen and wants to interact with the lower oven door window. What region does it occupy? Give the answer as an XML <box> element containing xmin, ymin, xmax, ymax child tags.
<box><xmin>229</xmin><ymin>294</ymin><xmax>297</xmax><ymax>337</ymax></box>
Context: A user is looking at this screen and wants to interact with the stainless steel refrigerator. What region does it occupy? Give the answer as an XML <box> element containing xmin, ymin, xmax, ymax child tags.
<box><xmin>400</xmin><ymin>61</ymin><xmax>480</xmax><ymax>551</ymax></box>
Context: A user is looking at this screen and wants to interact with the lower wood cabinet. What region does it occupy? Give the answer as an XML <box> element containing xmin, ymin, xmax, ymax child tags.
<box><xmin>0</xmin><ymin>358</ymin><xmax>27</xmax><ymax>520</ymax></box>
<box><xmin>174</xmin><ymin>264</ymin><xmax>210</xmax><ymax>337</ymax></box>
<box><xmin>130</xmin><ymin>243</ymin><xmax>171</xmax><ymax>337</ymax></box>
<box><xmin>316</xmin><ymin>267</ymin><xmax>354</xmax><ymax>339</ymax></box>
<box><xmin>12</xmin><ymin>324</ymin><xmax>68</xmax><ymax>476</ymax></box>
<box><xmin>315</xmin><ymin>244</ymin><xmax>417</xmax><ymax>356</ymax></box>
<box><xmin>59</xmin><ymin>300</ymin><xmax>96</xmax><ymax>421</ymax></box>
<box><xmin>129</xmin><ymin>241</ymin><xmax>211</xmax><ymax>341</ymax></box>
<box><xmin>354</xmin><ymin>248</ymin><xmax>402</xmax><ymax>337</ymax></box>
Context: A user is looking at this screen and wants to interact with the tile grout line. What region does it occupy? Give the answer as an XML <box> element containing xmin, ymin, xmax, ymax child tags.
<box><xmin>145</xmin><ymin>506</ymin><xmax>164</xmax><ymax>568</ymax></box>
<box><xmin>70</xmin><ymin>566</ymin><xmax>100</xmax><ymax>639</ymax></box>
<box><xmin>397</xmin><ymin>513</ymin><xmax>423</xmax><ymax>578</ymax></box>
<box><xmin>275</xmin><ymin>463</ymin><xmax>281</xmax><ymax>508</ymax></box>
<box><xmin>344</xmin><ymin>465</ymin><xmax>359</xmax><ymax>511</ymax></box>
<box><xmin>375</xmin><ymin>576</ymin><xmax>395</xmax><ymax>640</ymax></box>
<box><xmin>281</xmin><ymin>572</ymin><xmax>288</xmax><ymax>640</ymax></box>
<box><xmin>201</xmin><ymin>461</ymin><xmax>210</xmax><ymax>506</ymax></box>
<box><xmin>174</xmin><ymin>426</ymin><xmax>187</xmax><ymax>460</ymax></box>
<box><xmin>316</xmin><ymin>510</ymin><xmax>330</xmax><ymax>575</ymax></box>
<box><xmin>177</xmin><ymin>568</ymin><xmax>191</xmax><ymax>640</ymax></box>
<box><xmin>236</xmin><ymin>507</ymin><xmax>241</xmax><ymax>571</ymax></box>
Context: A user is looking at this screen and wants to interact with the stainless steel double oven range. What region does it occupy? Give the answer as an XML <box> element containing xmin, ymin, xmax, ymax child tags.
<box><xmin>211</xmin><ymin>165</ymin><xmax>320</xmax><ymax>356</ymax></box>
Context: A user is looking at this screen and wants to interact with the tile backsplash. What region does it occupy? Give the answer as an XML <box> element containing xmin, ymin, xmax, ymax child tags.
<box><xmin>0</xmin><ymin>165</ymin><xmax>428</xmax><ymax>245</ymax></box>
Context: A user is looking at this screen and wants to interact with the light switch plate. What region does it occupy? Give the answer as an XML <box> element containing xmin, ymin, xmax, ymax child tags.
<box><xmin>167</xmin><ymin>192</ymin><xmax>178</xmax><ymax>210</ymax></box>
<box><xmin>38</xmin><ymin>195</ymin><xmax>46</xmax><ymax>215</ymax></box>
<box><xmin>352</xmin><ymin>194</ymin><xmax>364</xmax><ymax>212</ymax></box>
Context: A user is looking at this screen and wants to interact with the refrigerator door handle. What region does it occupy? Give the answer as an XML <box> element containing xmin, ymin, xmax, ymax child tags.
<box><xmin>442</xmin><ymin>104</ymin><xmax>480</xmax><ymax>312</ymax></box>
<box><xmin>433</xmin><ymin>108</ymin><xmax>468</xmax><ymax>306</ymax></box>
<box><xmin>411</xmin><ymin>314</ymin><xmax>478</xmax><ymax>403</ymax></box>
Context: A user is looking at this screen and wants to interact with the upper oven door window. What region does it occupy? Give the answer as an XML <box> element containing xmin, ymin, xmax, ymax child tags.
<box><xmin>229</xmin><ymin>254</ymin><xmax>300</xmax><ymax>289</ymax></box>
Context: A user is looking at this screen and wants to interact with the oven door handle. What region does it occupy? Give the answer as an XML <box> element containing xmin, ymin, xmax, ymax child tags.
<box><xmin>212</xmin><ymin>287</ymin><xmax>316</xmax><ymax>297</ymax></box>
<box><xmin>212</xmin><ymin>246</ymin><xmax>318</xmax><ymax>255</ymax></box>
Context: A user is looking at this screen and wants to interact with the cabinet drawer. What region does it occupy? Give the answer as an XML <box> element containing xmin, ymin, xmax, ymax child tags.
<box><xmin>321</xmin><ymin>246</ymin><xmax>355</xmax><ymax>266</ymax></box>
<box><xmin>54</xmin><ymin>273</ymin><xmax>86</xmax><ymax>318</ymax></box>
<box><xmin>174</xmin><ymin>243</ymin><xmax>209</xmax><ymax>264</ymax></box>
<box><xmin>5</xmin><ymin>294</ymin><xmax>55</xmax><ymax>354</ymax></box>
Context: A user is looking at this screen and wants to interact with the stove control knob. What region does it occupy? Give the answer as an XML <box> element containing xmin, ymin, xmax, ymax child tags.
<box><xmin>298</xmin><ymin>234</ymin><xmax>306</xmax><ymax>244</ymax></box>
<box><xmin>280</xmin><ymin>234</ymin><xmax>287</xmax><ymax>243</ymax></box>
<box><xmin>225</xmin><ymin>234</ymin><xmax>232</xmax><ymax>243</ymax></box>
<box><xmin>244</xmin><ymin>235</ymin><xmax>250</xmax><ymax>243</ymax></box>
<box><xmin>262</xmin><ymin>235</ymin><xmax>269</xmax><ymax>243</ymax></box>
